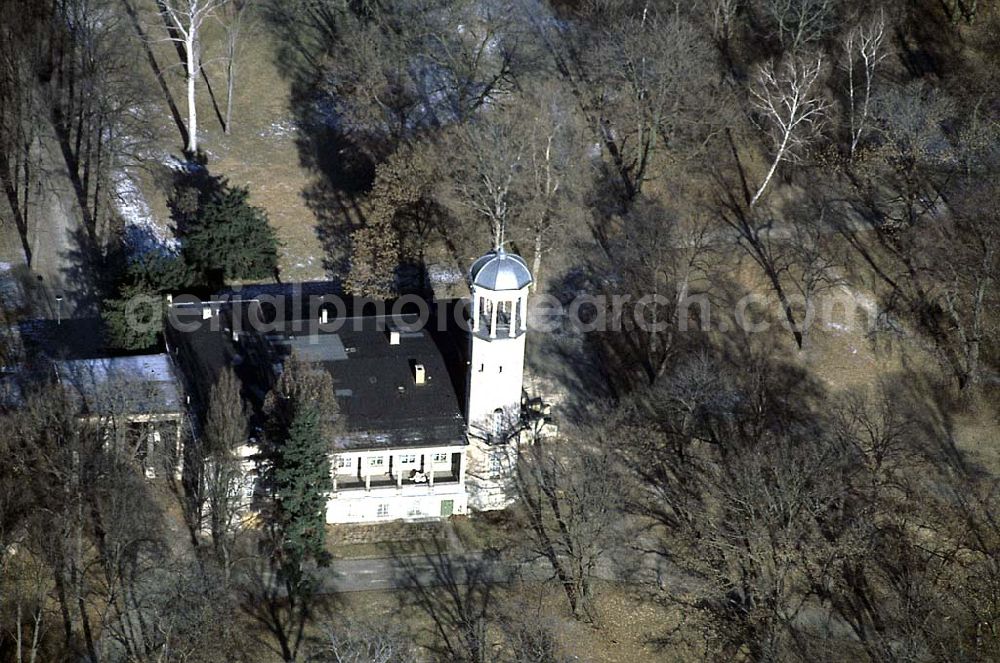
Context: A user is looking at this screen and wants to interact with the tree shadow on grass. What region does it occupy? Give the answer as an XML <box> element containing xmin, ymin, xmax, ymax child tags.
<box><xmin>258</xmin><ymin>5</ymin><xmax>377</xmax><ymax>278</ymax></box>
<box><xmin>239</xmin><ymin>548</ymin><xmax>346</xmax><ymax>662</ymax></box>
<box><xmin>60</xmin><ymin>224</ymin><xmax>123</xmax><ymax>320</ymax></box>
<box><xmin>295</xmin><ymin>111</ymin><xmax>374</xmax><ymax>277</ymax></box>
<box><xmin>388</xmin><ymin>535</ymin><xmax>510</xmax><ymax>662</ymax></box>
<box><xmin>121</xmin><ymin>0</ymin><xmax>189</xmax><ymax>150</ymax></box>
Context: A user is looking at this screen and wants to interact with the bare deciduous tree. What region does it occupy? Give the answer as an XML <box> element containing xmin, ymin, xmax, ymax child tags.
<box><xmin>307</xmin><ymin>617</ymin><xmax>415</xmax><ymax>663</ymax></box>
<box><xmin>760</xmin><ymin>0</ymin><xmax>838</xmax><ymax>52</ymax></box>
<box><xmin>710</xmin><ymin>0</ymin><xmax>742</xmax><ymax>47</ymax></box>
<box><xmin>514</xmin><ymin>82</ymin><xmax>588</xmax><ymax>290</ymax></box>
<box><xmin>588</xmin><ymin>10</ymin><xmax>720</xmax><ymax>202</ymax></box>
<box><xmin>601</xmin><ymin>198</ymin><xmax>711</xmax><ymax>385</ymax></box>
<box><xmin>441</xmin><ymin>83</ymin><xmax>588</xmax><ymax>282</ymax></box>
<box><xmin>834</xmin><ymin>82</ymin><xmax>998</xmax><ymax>388</ymax></box>
<box><xmin>749</xmin><ymin>53</ymin><xmax>828</xmax><ymax>207</ymax></box>
<box><xmin>442</xmin><ymin>108</ymin><xmax>527</xmax><ymax>250</ymax></box>
<box><xmin>220</xmin><ymin>0</ymin><xmax>253</xmax><ymax>134</ymax></box>
<box><xmin>201</xmin><ymin>366</ymin><xmax>249</xmax><ymax>583</ymax></box>
<box><xmin>512</xmin><ymin>428</ymin><xmax>622</xmax><ymax>621</ymax></box>
<box><xmin>842</xmin><ymin>11</ymin><xmax>887</xmax><ymax>158</ymax></box>
<box><xmin>315</xmin><ymin>0</ymin><xmax>523</xmax><ymax>156</ymax></box>
<box><xmin>158</xmin><ymin>0</ymin><xmax>229</xmax><ymax>154</ymax></box>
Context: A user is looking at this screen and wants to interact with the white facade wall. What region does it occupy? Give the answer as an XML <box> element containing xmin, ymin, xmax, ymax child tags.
<box><xmin>466</xmin><ymin>283</ymin><xmax>529</xmax><ymax>435</ymax></box>
<box><xmin>467</xmin><ymin>332</ymin><xmax>526</xmax><ymax>433</ymax></box>
<box><xmin>325</xmin><ymin>484</ymin><xmax>468</xmax><ymax>524</ymax></box>
<box><xmin>464</xmin><ymin>436</ymin><xmax>518</xmax><ymax>511</ymax></box>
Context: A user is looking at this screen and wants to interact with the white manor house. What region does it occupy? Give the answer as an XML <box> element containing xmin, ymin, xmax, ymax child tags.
<box><xmin>165</xmin><ymin>247</ymin><xmax>549</xmax><ymax>524</ymax></box>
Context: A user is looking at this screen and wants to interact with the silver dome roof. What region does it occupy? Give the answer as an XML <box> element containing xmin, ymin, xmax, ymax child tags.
<box><xmin>469</xmin><ymin>248</ymin><xmax>533</xmax><ymax>291</ymax></box>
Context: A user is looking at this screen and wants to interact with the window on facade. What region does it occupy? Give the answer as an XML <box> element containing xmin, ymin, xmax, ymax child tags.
<box><xmin>369</xmin><ymin>456</ymin><xmax>384</xmax><ymax>467</ymax></box>
<box><xmin>432</xmin><ymin>453</ymin><xmax>448</xmax><ymax>463</ymax></box>
<box><xmin>399</xmin><ymin>454</ymin><xmax>416</xmax><ymax>464</ymax></box>
<box><xmin>243</xmin><ymin>475</ymin><xmax>255</xmax><ymax>499</ymax></box>
<box><xmin>377</xmin><ymin>503</ymin><xmax>389</xmax><ymax>518</ymax></box>
<box><xmin>336</xmin><ymin>456</ymin><xmax>353</xmax><ymax>469</ymax></box>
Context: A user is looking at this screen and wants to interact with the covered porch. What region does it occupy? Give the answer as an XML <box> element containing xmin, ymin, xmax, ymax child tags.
<box><xmin>332</xmin><ymin>447</ymin><xmax>465</xmax><ymax>493</ymax></box>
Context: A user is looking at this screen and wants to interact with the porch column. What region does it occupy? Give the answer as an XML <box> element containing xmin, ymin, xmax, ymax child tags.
<box><xmin>395</xmin><ymin>453</ymin><xmax>402</xmax><ymax>488</ymax></box>
<box><xmin>363</xmin><ymin>454</ymin><xmax>371</xmax><ymax>491</ymax></box>
<box><xmin>429</xmin><ymin>457</ymin><xmax>435</xmax><ymax>487</ymax></box>
<box><xmin>458</xmin><ymin>450</ymin><xmax>466</xmax><ymax>485</ymax></box>
<box><xmin>332</xmin><ymin>476</ymin><xmax>338</xmax><ymax>492</ymax></box>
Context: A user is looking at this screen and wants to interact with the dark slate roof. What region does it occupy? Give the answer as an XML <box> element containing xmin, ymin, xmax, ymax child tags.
<box><xmin>16</xmin><ymin>318</ymin><xmax>109</xmax><ymax>360</ymax></box>
<box><xmin>265</xmin><ymin>315</ymin><xmax>467</xmax><ymax>451</ymax></box>
<box><xmin>213</xmin><ymin>280</ymin><xmax>343</xmax><ymax>303</ymax></box>
<box><xmin>470</xmin><ymin>248</ymin><xmax>533</xmax><ymax>291</ymax></box>
<box><xmin>54</xmin><ymin>354</ymin><xmax>184</xmax><ymax>416</ymax></box>
<box><xmin>168</xmin><ymin>300</ymin><xmax>469</xmax><ymax>452</ymax></box>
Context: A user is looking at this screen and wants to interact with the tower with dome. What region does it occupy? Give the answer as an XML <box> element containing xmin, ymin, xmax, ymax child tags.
<box><xmin>464</xmin><ymin>246</ymin><xmax>533</xmax><ymax>510</ymax></box>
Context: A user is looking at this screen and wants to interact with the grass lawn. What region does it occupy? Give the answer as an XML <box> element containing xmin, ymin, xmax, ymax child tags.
<box><xmin>133</xmin><ymin>1</ymin><xmax>333</xmax><ymax>282</ymax></box>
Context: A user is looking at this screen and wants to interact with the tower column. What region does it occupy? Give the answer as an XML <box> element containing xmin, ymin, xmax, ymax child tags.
<box><xmin>489</xmin><ymin>299</ymin><xmax>498</xmax><ymax>338</ymax></box>
<box><xmin>471</xmin><ymin>295</ymin><xmax>480</xmax><ymax>333</ymax></box>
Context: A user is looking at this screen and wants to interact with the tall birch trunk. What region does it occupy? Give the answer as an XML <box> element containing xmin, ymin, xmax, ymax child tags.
<box><xmin>186</xmin><ymin>33</ymin><xmax>198</xmax><ymax>153</ymax></box>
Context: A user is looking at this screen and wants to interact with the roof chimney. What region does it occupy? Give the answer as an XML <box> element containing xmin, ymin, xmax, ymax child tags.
<box><xmin>413</xmin><ymin>363</ymin><xmax>426</xmax><ymax>385</ymax></box>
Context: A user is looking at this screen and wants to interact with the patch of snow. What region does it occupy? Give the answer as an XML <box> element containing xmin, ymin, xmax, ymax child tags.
<box><xmin>293</xmin><ymin>256</ymin><xmax>320</xmax><ymax>272</ymax></box>
<box><xmin>161</xmin><ymin>154</ymin><xmax>205</xmax><ymax>174</ymax></box>
<box><xmin>259</xmin><ymin>120</ymin><xmax>297</xmax><ymax>139</ymax></box>
<box><xmin>428</xmin><ymin>264</ymin><xmax>462</xmax><ymax>284</ymax></box>
<box><xmin>114</xmin><ymin>168</ymin><xmax>179</xmax><ymax>257</ymax></box>
<box><xmin>0</xmin><ymin>270</ymin><xmax>22</xmax><ymax>309</ymax></box>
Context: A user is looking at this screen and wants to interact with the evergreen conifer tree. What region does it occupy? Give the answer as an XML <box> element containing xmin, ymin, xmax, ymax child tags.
<box><xmin>183</xmin><ymin>184</ymin><xmax>279</xmax><ymax>283</ymax></box>
<box><xmin>274</xmin><ymin>402</ymin><xmax>331</xmax><ymax>568</ymax></box>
